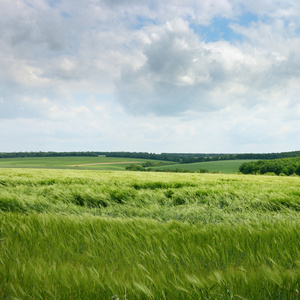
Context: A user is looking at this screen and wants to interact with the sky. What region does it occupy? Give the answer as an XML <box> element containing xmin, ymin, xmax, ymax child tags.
<box><xmin>1</xmin><ymin>0</ymin><xmax>300</xmax><ymax>153</ymax></box>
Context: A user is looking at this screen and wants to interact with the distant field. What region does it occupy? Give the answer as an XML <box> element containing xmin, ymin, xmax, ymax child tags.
<box><xmin>0</xmin><ymin>157</ymin><xmax>257</xmax><ymax>173</ymax></box>
<box><xmin>0</xmin><ymin>156</ymin><xmax>170</xmax><ymax>170</ymax></box>
<box><xmin>153</xmin><ymin>159</ymin><xmax>257</xmax><ymax>173</ymax></box>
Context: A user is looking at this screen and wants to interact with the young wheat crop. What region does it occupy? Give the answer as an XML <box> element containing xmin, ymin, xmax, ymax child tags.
<box><xmin>0</xmin><ymin>168</ymin><xmax>299</xmax><ymax>299</ymax></box>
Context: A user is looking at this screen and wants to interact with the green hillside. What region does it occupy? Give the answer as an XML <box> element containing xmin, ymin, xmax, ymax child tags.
<box><xmin>152</xmin><ymin>159</ymin><xmax>256</xmax><ymax>173</ymax></box>
<box><xmin>0</xmin><ymin>156</ymin><xmax>170</xmax><ymax>170</ymax></box>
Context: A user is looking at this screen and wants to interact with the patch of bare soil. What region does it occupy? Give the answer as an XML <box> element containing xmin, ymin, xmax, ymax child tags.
<box><xmin>69</xmin><ymin>161</ymin><xmax>141</xmax><ymax>166</ymax></box>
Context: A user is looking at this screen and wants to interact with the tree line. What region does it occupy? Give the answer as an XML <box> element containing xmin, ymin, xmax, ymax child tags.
<box><xmin>1</xmin><ymin>150</ymin><xmax>300</xmax><ymax>163</ymax></box>
<box><xmin>0</xmin><ymin>152</ymin><xmax>99</xmax><ymax>158</ymax></box>
<box><xmin>239</xmin><ymin>157</ymin><xmax>300</xmax><ymax>176</ymax></box>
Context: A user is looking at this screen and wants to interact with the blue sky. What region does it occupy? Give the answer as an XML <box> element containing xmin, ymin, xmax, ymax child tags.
<box><xmin>0</xmin><ymin>0</ymin><xmax>300</xmax><ymax>153</ymax></box>
<box><xmin>192</xmin><ymin>12</ymin><xmax>259</xmax><ymax>43</ymax></box>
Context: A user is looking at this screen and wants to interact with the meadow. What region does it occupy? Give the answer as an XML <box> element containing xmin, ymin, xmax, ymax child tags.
<box><xmin>0</xmin><ymin>168</ymin><xmax>299</xmax><ymax>299</ymax></box>
<box><xmin>152</xmin><ymin>159</ymin><xmax>257</xmax><ymax>174</ymax></box>
<box><xmin>0</xmin><ymin>156</ymin><xmax>254</xmax><ymax>173</ymax></box>
<box><xmin>0</xmin><ymin>156</ymin><xmax>167</xmax><ymax>171</ymax></box>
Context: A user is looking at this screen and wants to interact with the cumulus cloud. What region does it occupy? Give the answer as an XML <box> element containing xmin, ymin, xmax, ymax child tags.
<box><xmin>0</xmin><ymin>0</ymin><xmax>300</xmax><ymax>152</ymax></box>
<box><xmin>115</xmin><ymin>12</ymin><xmax>300</xmax><ymax>116</ymax></box>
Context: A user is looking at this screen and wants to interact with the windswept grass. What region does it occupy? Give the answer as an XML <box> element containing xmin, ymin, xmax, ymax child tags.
<box><xmin>1</xmin><ymin>214</ymin><xmax>300</xmax><ymax>299</ymax></box>
<box><xmin>0</xmin><ymin>168</ymin><xmax>299</xmax><ymax>223</ymax></box>
<box><xmin>0</xmin><ymin>168</ymin><xmax>299</xmax><ymax>299</ymax></box>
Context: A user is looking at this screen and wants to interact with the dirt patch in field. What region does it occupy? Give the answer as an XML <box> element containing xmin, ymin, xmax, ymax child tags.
<box><xmin>69</xmin><ymin>162</ymin><xmax>141</xmax><ymax>167</ymax></box>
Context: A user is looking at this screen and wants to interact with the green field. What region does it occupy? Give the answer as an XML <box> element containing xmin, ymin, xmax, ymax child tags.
<box><xmin>0</xmin><ymin>168</ymin><xmax>299</xmax><ymax>299</ymax></box>
<box><xmin>0</xmin><ymin>156</ymin><xmax>170</xmax><ymax>170</ymax></box>
<box><xmin>153</xmin><ymin>159</ymin><xmax>257</xmax><ymax>173</ymax></box>
<box><xmin>0</xmin><ymin>156</ymin><xmax>255</xmax><ymax>174</ymax></box>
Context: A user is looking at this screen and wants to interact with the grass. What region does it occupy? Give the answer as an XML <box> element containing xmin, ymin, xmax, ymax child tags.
<box><xmin>1</xmin><ymin>168</ymin><xmax>299</xmax><ymax>222</ymax></box>
<box><xmin>0</xmin><ymin>156</ymin><xmax>170</xmax><ymax>171</ymax></box>
<box><xmin>1</xmin><ymin>213</ymin><xmax>300</xmax><ymax>299</ymax></box>
<box><xmin>0</xmin><ymin>157</ymin><xmax>256</xmax><ymax>174</ymax></box>
<box><xmin>152</xmin><ymin>159</ymin><xmax>257</xmax><ymax>173</ymax></box>
<box><xmin>0</xmin><ymin>168</ymin><xmax>299</xmax><ymax>299</ymax></box>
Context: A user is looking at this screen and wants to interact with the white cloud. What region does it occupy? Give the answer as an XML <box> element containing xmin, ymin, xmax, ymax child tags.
<box><xmin>0</xmin><ymin>0</ymin><xmax>299</xmax><ymax>152</ymax></box>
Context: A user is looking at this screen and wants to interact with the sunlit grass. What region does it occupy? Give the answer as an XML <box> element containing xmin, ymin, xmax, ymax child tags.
<box><xmin>0</xmin><ymin>168</ymin><xmax>299</xmax><ymax>222</ymax></box>
<box><xmin>0</xmin><ymin>168</ymin><xmax>299</xmax><ymax>299</ymax></box>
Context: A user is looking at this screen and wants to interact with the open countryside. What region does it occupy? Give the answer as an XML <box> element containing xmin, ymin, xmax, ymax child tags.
<box><xmin>2</xmin><ymin>0</ymin><xmax>300</xmax><ymax>298</ymax></box>
<box><xmin>0</xmin><ymin>152</ymin><xmax>300</xmax><ymax>299</ymax></box>
<box><xmin>0</xmin><ymin>156</ymin><xmax>256</xmax><ymax>173</ymax></box>
<box><xmin>0</xmin><ymin>156</ymin><xmax>168</xmax><ymax>170</ymax></box>
<box><xmin>151</xmin><ymin>159</ymin><xmax>257</xmax><ymax>173</ymax></box>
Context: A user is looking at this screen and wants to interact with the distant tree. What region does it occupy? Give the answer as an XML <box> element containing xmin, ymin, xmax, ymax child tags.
<box><xmin>239</xmin><ymin>157</ymin><xmax>300</xmax><ymax>176</ymax></box>
<box><xmin>197</xmin><ymin>169</ymin><xmax>209</xmax><ymax>173</ymax></box>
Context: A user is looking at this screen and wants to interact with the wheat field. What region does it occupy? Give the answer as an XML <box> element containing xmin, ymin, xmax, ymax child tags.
<box><xmin>0</xmin><ymin>168</ymin><xmax>299</xmax><ymax>299</ymax></box>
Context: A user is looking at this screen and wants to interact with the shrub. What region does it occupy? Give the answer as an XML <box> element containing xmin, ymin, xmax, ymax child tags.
<box><xmin>197</xmin><ymin>168</ymin><xmax>209</xmax><ymax>173</ymax></box>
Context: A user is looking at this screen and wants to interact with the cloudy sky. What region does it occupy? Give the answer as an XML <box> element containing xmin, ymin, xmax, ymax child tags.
<box><xmin>1</xmin><ymin>0</ymin><xmax>300</xmax><ymax>153</ymax></box>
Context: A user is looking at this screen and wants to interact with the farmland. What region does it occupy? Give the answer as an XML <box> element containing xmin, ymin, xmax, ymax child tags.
<box><xmin>152</xmin><ymin>159</ymin><xmax>257</xmax><ymax>173</ymax></box>
<box><xmin>0</xmin><ymin>156</ymin><xmax>255</xmax><ymax>173</ymax></box>
<box><xmin>0</xmin><ymin>156</ymin><xmax>169</xmax><ymax>170</ymax></box>
<box><xmin>0</xmin><ymin>167</ymin><xmax>299</xmax><ymax>299</ymax></box>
